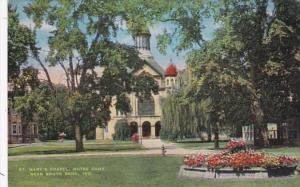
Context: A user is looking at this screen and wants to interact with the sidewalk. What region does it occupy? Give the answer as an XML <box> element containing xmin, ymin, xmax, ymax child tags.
<box><xmin>9</xmin><ymin>139</ymin><xmax>218</xmax><ymax>161</ymax></box>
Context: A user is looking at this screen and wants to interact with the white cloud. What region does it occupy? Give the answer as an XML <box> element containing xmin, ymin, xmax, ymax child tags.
<box><xmin>20</xmin><ymin>19</ymin><xmax>56</xmax><ymax>32</ymax></box>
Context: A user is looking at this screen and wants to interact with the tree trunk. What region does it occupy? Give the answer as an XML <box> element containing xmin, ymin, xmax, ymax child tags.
<box><xmin>255</xmin><ymin>125</ymin><xmax>269</xmax><ymax>148</ymax></box>
<box><xmin>75</xmin><ymin>123</ymin><xmax>84</xmax><ymax>152</ymax></box>
<box><xmin>22</xmin><ymin>123</ymin><xmax>28</xmax><ymax>143</ymax></box>
<box><xmin>207</xmin><ymin>124</ymin><xmax>212</xmax><ymax>142</ymax></box>
<box><xmin>214</xmin><ymin>125</ymin><xmax>219</xmax><ymax>149</ymax></box>
<box><xmin>251</xmin><ymin>95</ymin><xmax>269</xmax><ymax>147</ymax></box>
<box><xmin>249</xmin><ymin>0</ymin><xmax>268</xmax><ymax>148</ymax></box>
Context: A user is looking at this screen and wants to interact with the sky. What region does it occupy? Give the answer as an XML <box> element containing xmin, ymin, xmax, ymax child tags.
<box><xmin>9</xmin><ymin>0</ymin><xmax>219</xmax><ymax>83</ymax></box>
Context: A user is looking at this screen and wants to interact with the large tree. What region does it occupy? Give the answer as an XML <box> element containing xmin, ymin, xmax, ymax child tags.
<box><xmin>24</xmin><ymin>0</ymin><xmax>160</xmax><ymax>152</ymax></box>
<box><xmin>211</xmin><ymin>0</ymin><xmax>300</xmax><ymax>146</ymax></box>
<box><xmin>157</xmin><ymin>0</ymin><xmax>300</xmax><ymax>147</ymax></box>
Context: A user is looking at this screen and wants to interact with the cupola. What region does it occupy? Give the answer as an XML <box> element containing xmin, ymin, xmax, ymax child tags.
<box><xmin>133</xmin><ymin>29</ymin><xmax>151</xmax><ymax>51</ymax></box>
<box><xmin>165</xmin><ymin>64</ymin><xmax>178</xmax><ymax>77</ymax></box>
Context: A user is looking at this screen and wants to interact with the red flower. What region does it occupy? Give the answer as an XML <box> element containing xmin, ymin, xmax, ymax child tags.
<box><xmin>226</xmin><ymin>140</ymin><xmax>246</xmax><ymax>150</ymax></box>
<box><xmin>184</xmin><ymin>153</ymin><xmax>206</xmax><ymax>167</ymax></box>
<box><xmin>183</xmin><ymin>151</ymin><xmax>299</xmax><ymax>170</ymax></box>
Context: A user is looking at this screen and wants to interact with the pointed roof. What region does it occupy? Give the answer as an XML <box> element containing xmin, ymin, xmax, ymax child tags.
<box><xmin>138</xmin><ymin>50</ymin><xmax>164</xmax><ymax>77</ymax></box>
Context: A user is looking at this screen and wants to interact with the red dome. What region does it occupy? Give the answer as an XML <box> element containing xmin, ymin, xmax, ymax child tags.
<box><xmin>165</xmin><ymin>64</ymin><xmax>178</xmax><ymax>77</ymax></box>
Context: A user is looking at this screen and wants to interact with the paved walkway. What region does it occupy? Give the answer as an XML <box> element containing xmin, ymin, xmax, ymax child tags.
<box><xmin>9</xmin><ymin>139</ymin><xmax>218</xmax><ymax>161</ymax></box>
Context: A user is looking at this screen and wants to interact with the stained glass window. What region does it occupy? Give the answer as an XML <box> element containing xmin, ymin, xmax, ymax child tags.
<box><xmin>138</xmin><ymin>97</ymin><xmax>155</xmax><ymax>116</ymax></box>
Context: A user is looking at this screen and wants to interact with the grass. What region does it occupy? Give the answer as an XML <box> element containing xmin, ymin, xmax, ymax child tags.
<box><xmin>258</xmin><ymin>147</ymin><xmax>300</xmax><ymax>156</ymax></box>
<box><xmin>176</xmin><ymin>141</ymin><xmax>300</xmax><ymax>156</ymax></box>
<box><xmin>8</xmin><ymin>141</ymin><xmax>144</xmax><ymax>156</ymax></box>
<box><xmin>9</xmin><ymin>156</ymin><xmax>300</xmax><ymax>187</ymax></box>
<box><xmin>176</xmin><ymin>141</ymin><xmax>227</xmax><ymax>150</ymax></box>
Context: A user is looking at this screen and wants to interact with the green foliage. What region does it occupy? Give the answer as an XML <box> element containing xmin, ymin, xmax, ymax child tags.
<box><xmin>8</xmin><ymin>5</ymin><xmax>36</xmax><ymax>82</ymax></box>
<box><xmin>8</xmin><ymin>4</ymin><xmax>39</xmax><ymax>96</ymax></box>
<box><xmin>123</xmin><ymin>0</ymin><xmax>173</xmax><ymax>35</ymax></box>
<box><xmin>14</xmin><ymin>89</ymin><xmax>46</xmax><ymax>124</ymax></box>
<box><xmin>113</xmin><ymin>120</ymin><xmax>131</xmax><ymax>141</ymax></box>
<box><xmin>133</xmin><ymin>74</ymin><xmax>159</xmax><ymax>99</ymax></box>
<box><xmin>156</xmin><ymin>30</ymin><xmax>171</xmax><ymax>55</ymax></box>
<box><xmin>159</xmin><ymin>0</ymin><xmax>300</xmax><ymax>147</ymax></box>
<box><xmin>156</xmin><ymin>0</ymin><xmax>204</xmax><ymax>53</ymax></box>
<box><xmin>14</xmin><ymin>66</ymin><xmax>40</xmax><ymax>91</ymax></box>
<box><xmin>14</xmin><ymin>84</ymin><xmax>70</xmax><ymax>140</ymax></box>
<box><xmin>160</xmin><ymin>93</ymin><xmax>199</xmax><ymax>141</ymax></box>
<box><xmin>38</xmin><ymin>85</ymin><xmax>70</xmax><ymax>140</ymax></box>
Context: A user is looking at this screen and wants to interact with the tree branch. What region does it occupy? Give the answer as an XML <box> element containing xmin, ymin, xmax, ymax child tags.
<box><xmin>69</xmin><ymin>56</ymin><xmax>76</xmax><ymax>91</ymax></box>
<box><xmin>79</xmin><ymin>17</ymin><xmax>102</xmax><ymax>91</ymax></box>
<box><xmin>34</xmin><ymin>55</ymin><xmax>54</xmax><ymax>90</ymax></box>
<box><xmin>58</xmin><ymin>61</ymin><xmax>70</xmax><ymax>90</ymax></box>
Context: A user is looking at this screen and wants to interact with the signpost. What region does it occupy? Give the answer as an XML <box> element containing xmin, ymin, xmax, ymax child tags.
<box><xmin>242</xmin><ymin>124</ymin><xmax>254</xmax><ymax>145</ymax></box>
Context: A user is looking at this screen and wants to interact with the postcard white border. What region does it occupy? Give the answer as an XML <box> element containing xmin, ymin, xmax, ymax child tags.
<box><xmin>0</xmin><ymin>0</ymin><xmax>8</xmax><ymax>186</ymax></box>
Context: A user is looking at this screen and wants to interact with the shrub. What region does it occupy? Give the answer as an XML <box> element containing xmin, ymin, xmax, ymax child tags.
<box><xmin>113</xmin><ymin>120</ymin><xmax>130</xmax><ymax>141</ymax></box>
<box><xmin>131</xmin><ymin>133</ymin><xmax>139</xmax><ymax>143</ymax></box>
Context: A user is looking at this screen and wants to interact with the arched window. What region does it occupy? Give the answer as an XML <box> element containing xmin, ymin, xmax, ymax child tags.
<box><xmin>166</xmin><ymin>79</ymin><xmax>169</xmax><ymax>86</ymax></box>
<box><xmin>138</xmin><ymin>97</ymin><xmax>155</xmax><ymax>116</ymax></box>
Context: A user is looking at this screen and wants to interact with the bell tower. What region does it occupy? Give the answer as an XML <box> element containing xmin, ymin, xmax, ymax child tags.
<box><xmin>133</xmin><ymin>30</ymin><xmax>151</xmax><ymax>51</ymax></box>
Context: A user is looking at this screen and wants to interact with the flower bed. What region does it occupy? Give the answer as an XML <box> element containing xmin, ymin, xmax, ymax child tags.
<box><xmin>226</xmin><ymin>139</ymin><xmax>246</xmax><ymax>153</ymax></box>
<box><xmin>181</xmin><ymin>140</ymin><xmax>299</xmax><ymax>179</ymax></box>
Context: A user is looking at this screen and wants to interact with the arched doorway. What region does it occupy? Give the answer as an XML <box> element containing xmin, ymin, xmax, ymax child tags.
<box><xmin>155</xmin><ymin>121</ymin><xmax>161</xmax><ymax>137</ymax></box>
<box><xmin>142</xmin><ymin>121</ymin><xmax>151</xmax><ymax>137</ymax></box>
<box><xmin>129</xmin><ymin>122</ymin><xmax>138</xmax><ymax>136</ymax></box>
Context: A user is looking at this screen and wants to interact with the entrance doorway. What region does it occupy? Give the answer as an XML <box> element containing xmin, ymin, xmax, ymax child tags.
<box><xmin>142</xmin><ymin>121</ymin><xmax>151</xmax><ymax>137</ymax></box>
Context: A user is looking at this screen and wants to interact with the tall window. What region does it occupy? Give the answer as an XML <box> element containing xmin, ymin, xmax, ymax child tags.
<box><xmin>12</xmin><ymin>124</ymin><xmax>17</xmax><ymax>135</ymax></box>
<box><xmin>138</xmin><ymin>97</ymin><xmax>155</xmax><ymax>116</ymax></box>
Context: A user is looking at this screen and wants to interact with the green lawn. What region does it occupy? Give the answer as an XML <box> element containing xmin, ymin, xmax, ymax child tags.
<box><xmin>9</xmin><ymin>156</ymin><xmax>300</xmax><ymax>187</ymax></box>
<box><xmin>258</xmin><ymin>147</ymin><xmax>300</xmax><ymax>156</ymax></box>
<box><xmin>176</xmin><ymin>141</ymin><xmax>227</xmax><ymax>150</ymax></box>
<box><xmin>8</xmin><ymin>141</ymin><xmax>143</xmax><ymax>156</ymax></box>
<box><xmin>176</xmin><ymin>142</ymin><xmax>300</xmax><ymax>156</ymax></box>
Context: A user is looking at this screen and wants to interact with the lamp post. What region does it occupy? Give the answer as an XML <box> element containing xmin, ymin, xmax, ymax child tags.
<box><xmin>139</xmin><ymin>115</ymin><xmax>142</xmax><ymax>145</ymax></box>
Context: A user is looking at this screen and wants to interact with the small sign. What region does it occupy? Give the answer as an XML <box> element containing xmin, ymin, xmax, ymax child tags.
<box><xmin>267</xmin><ymin>123</ymin><xmax>277</xmax><ymax>139</ymax></box>
<box><xmin>242</xmin><ymin>125</ymin><xmax>254</xmax><ymax>144</ymax></box>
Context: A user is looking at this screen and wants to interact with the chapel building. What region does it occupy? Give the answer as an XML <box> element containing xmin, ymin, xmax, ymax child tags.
<box><xmin>96</xmin><ymin>30</ymin><xmax>181</xmax><ymax>140</ymax></box>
